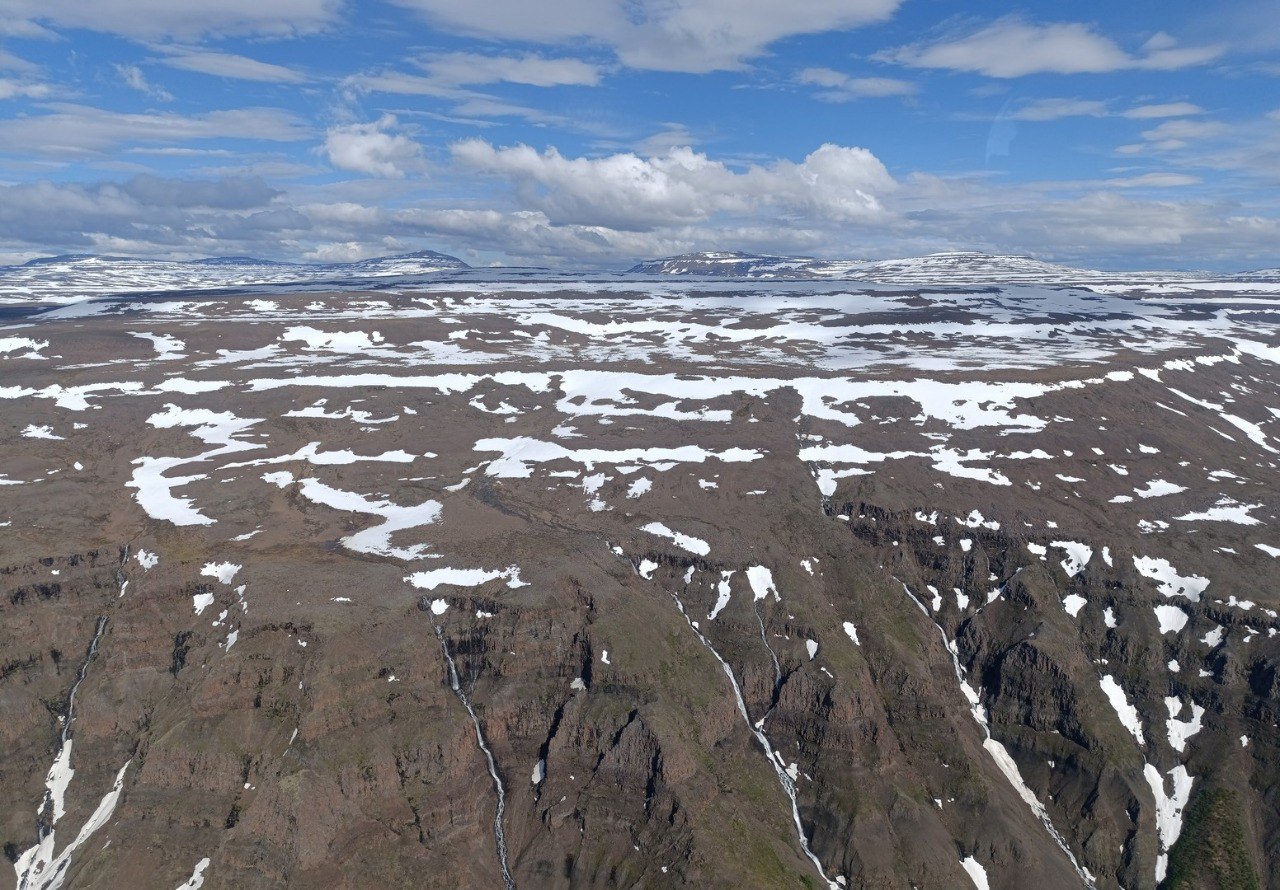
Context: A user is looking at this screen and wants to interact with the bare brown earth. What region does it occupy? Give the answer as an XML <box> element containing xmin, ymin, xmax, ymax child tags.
<box><xmin>0</xmin><ymin>279</ymin><xmax>1278</xmax><ymax>889</ymax></box>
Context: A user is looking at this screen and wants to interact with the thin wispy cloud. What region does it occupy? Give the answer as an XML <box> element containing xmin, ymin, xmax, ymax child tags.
<box><xmin>412</xmin><ymin>52</ymin><xmax>604</xmax><ymax>88</ymax></box>
<box><xmin>156</xmin><ymin>49</ymin><xmax>309</xmax><ymax>84</ymax></box>
<box><xmin>880</xmin><ymin>18</ymin><xmax>1222</xmax><ymax>77</ymax></box>
<box><xmin>116</xmin><ymin>64</ymin><xmax>173</xmax><ymax>101</ymax></box>
<box><xmin>0</xmin><ymin>0</ymin><xmax>342</xmax><ymax>40</ymax></box>
<box><xmin>1004</xmin><ymin>98</ymin><xmax>1205</xmax><ymax>121</ymax></box>
<box><xmin>796</xmin><ymin>68</ymin><xmax>918</xmax><ymax>102</ymax></box>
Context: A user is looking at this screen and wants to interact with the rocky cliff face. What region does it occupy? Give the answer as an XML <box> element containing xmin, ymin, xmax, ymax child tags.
<box><xmin>0</xmin><ymin>278</ymin><xmax>1276</xmax><ymax>888</ymax></box>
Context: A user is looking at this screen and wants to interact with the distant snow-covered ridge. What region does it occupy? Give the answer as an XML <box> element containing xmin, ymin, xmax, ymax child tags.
<box><xmin>627</xmin><ymin>250</ymin><xmax>1280</xmax><ymax>287</ymax></box>
<box><xmin>0</xmin><ymin>251</ymin><xmax>469</xmax><ymax>305</ymax></box>
<box><xmin>4</xmin><ymin>248</ymin><xmax>1280</xmax><ymax>306</ymax></box>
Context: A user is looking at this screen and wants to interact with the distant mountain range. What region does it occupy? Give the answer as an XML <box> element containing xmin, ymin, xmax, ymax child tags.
<box><xmin>2</xmin><ymin>248</ymin><xmax>1278</xmax><ymax>306</ymax></box>
<box><xmin>0</xmin><ymin>251</ymin><xmax>469</xmax><ymax>305</ymax></box>
<box><xmin>626</xmin><ymin>250</ymin><xmax>1242</xmax><ymax>284</ymax></box>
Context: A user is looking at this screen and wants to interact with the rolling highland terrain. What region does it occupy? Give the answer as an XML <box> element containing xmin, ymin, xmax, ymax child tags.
<box><xmin>1</xmin><ymin>252</ymin><xmax>1278</xmax><ymax>889</ymax></box>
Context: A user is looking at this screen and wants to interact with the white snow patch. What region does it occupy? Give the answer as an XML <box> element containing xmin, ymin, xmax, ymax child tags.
<box><xmin>0</xmin><ymin>336</ymin><xmax>47</xmax><ymax>356</ymax></box>
<box><xmin>298</xmin><ymin>478</ymin><xmax>441</xmax><ymax>560</ymax></box>
<box><xmin>1165</xmin><ymin>699</ymin><xmax>1204</xmax><ymax>753</ymax></box>
<box><xmin>1134</xmin><ymin>479</ymin><xmax>1187</xmax><ymax>498</ymax></box>
<box><xmin>280</xmin><ymin>326</ymin><xmax>384</xmax><ymax>352</ymax></box>
<box><xmin>960</xmin><ymin>856</ymin><xmax>990</xmax><ymax>890</ymax></box>
<box><xmin>1176</xmin><ymin>498</ymin><xmax>1262</xmax><ymax>525</ymax></box>
<box><xmin>406</xmin><ymin>566</ymin><xmax>526</xmax><ymax>591</ymax></box>
<box><xmin>1133</xmin><ymin>556</ymin><xmax>1208</xmax><ymax>602</ymax></box>
<box><xmin>709</xmin><ymin>571</ymin><xmax>733</xmax><ymax>620</ymax></box>
<box><xmin>129</xmin><ymin>331</ymin><xmax>185</xmax><ymax>357</ymax></box>
<box><xmin>1154</xmin><ymin>605</ymin><xmax>1189</xmax><ymax>634</ymax></box>
<box><xmin>15</xmin><ymin>761</ymin><xmax>130</xmax><ymax>890</ymax></box>
<box><xmin>175</xmin><ymin>857</ymin><xmax>210</xmax><ymax>889</ymax></box>
<box><xmin>1099</xmin><ymin>675</ymin><xmax>1144</xmax><ymax>745</ymax></box>
<box><xmin>1051</xmin><ymin>541</ymin><xmax>1092</xmax><ymax>577</ymax></box>
<box><xmin>641</xmin><ymin>521</ymin><xmax>710</xmax><ymax>556</ymax></box>
<box><xmin>746</xmin><ymin>565</ymin><xmax>780</xmax><ymax>602</ymax></box>
<box><xmin>958</xmin><ymin>509</ymin><xmax>999</xmax><ymax>530</ymax></box>
<box><xmin>128</xmin><ymin>404</ymin><xmax>263</xmax><ymax>526</ymax></box>
<box><xmin>200</xmin><ymin>562</ymin><xmax>240</xmax><ymax>584</ymax></box>
<box><xmin>21</xmin><ymin>424</ymin><xmax>63</xmax><ymax>440</ymax></box>
<box><xmin>1144</xmin><ymin>764</ymin><xmax>1194</xmax><ymax>883</ymax></box>
<box><xmin>478</xmin><ymin>435</ymin><xmax>760</xmax><ymax>479</ymax></box>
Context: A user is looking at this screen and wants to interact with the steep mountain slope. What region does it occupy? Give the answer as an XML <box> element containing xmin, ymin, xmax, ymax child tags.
<box><xmin>0</xmin><ymin>280</ymin><xmax>1277</xmax><ymax>889</ymax></box>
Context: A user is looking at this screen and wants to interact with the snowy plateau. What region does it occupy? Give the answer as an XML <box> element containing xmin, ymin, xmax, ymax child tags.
<box><xmin>1</xmin><ymin>250</ymin><xmax>1277</xmax><ymax>889</ymax></box>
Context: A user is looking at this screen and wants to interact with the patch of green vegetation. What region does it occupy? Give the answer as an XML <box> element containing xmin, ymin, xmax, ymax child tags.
<box><xmin>876</xmin><ymin>600</ymin><xmax>925</xmax><ymax>650</ymax></box>
<box><xmin>738</xmin><ymin>770</ymin><xmax>783</xmax><ymax>810</ymax></box>
<box><xmin>739</xmin><ymin>834</ymin><xmax>809</xmax><ymax>888</ymax></box>
<box><xmin>1162</xmin><ymin>787</ymin><xmax>1259</xmax><ymax>889</ymax></box>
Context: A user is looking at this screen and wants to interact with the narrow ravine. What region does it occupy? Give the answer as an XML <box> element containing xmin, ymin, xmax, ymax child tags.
<box><xmin>64</xmin><ymin>617</ymin><xmax>107</xmax><ymax>742</ymax></box>
<box><xmin>895</xmin><ymin>580</ymin><xmax>1096</xmax><ymax>888</ymax></box>
<box><xmin>16</xmin><ymin>615</ymin><xmax>125</xmax><ymax>890</ymax></box>
<box><xmin>434</xmin><ymin>625</ymin><xmax>515</xmax><ymax>890</ymax></box>
<box><xmin>39</xmin><ymin>616</ymin><xmax>109</xmax><ymax>837</ymax></box>
<box><xmin>670</xmin><ymin>591</ymin><xmax>839</xmax><ymax>889</ymax></box>
<box><xmin>751</xmin><ymin>602</ymin><xmax>784</xmax><ymax>728</ymax></box>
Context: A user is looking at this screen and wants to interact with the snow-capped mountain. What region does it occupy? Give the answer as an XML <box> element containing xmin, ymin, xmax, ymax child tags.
<box><xmin>1232</xmin><ymin>267</ymin><xmax>1280</xmax><ymax>282</ymax></box>
<box><xmin>0</xmin><ymin>250</ymin><xmax>469</xmax><ymax>305</ymax></box>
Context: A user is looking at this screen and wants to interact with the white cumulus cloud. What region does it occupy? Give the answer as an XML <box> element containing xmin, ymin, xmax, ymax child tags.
<box><xmin>452</xmin><ymin>140</ymin><xmax>896</xmax><ymax>230</ymax></box>
<box><xmin>324</xmin><ymin>115</ymin><xmax>425</xmax><ymax>178</ymax></box>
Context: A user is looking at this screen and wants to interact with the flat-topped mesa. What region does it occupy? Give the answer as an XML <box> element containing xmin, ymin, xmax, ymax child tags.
<box><xmin>625</xmin><ymin>250</ymin><xmax>832</xmax><ymax>276</ymax></box>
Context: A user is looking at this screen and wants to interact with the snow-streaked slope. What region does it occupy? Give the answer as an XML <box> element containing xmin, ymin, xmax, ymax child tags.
<box><xmin>0</xmin><ymin>251</ymin><xmax>469</xmax><ymax>305</ymax></box>
<box><xmin>627</xmin><ymin>250</ymin><xmax>1217</xmax><ymax>286</ymax></box>
<box><xmin>627</xmin><ymin>250</ymin><xmax>871</xmax><ymax>277</ymax></box>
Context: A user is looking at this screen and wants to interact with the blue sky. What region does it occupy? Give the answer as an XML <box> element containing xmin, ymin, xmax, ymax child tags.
<box><xmin>0</xmin><ymin>0</ymin><xmax>1277</xmax><ymax>269</ymax></box>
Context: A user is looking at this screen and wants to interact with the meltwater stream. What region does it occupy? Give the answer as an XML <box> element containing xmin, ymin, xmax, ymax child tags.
<box><xmin>435</xmin><ymin>624</ymin><xmax>515</xmax><ymax>890</ymax></box>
